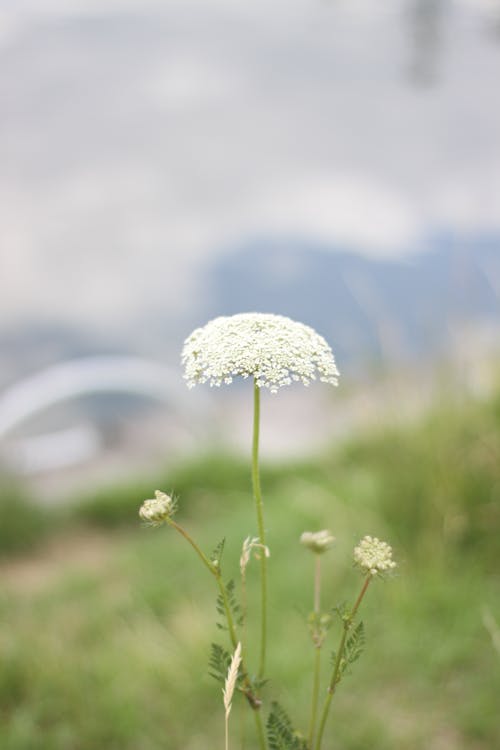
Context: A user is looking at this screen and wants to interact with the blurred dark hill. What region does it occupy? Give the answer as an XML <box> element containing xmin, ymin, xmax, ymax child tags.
<box><xmin>205</xmin><ymin>238</ymin><xmax>500</xmax><ymax>370</ymax></box>
<box><xmin>1</xmin><ymin>241</ymin><xmax>499</xmax><ymax>388</ymax></box>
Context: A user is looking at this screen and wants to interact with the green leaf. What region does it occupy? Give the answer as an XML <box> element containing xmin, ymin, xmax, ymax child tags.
<box><xmin>267</xmin><ymin>701</ymin><xmax>307</xmax><ymax>750</ymax></box>
<box><xmin>330</xmin><ymin>622</ymin><xmax>365</xmax><ymax>686</ymax></box>
<box><xmin>345</xmin><ymin>621</ymin><xmax>365</xmax><ymax>667</ymax></box>
<box><xmin>208</xmin><ymin>643</ymin><xmax>231</xmax><ymax>684</ymax></box>
<box><xmin>210</xmin><ymin>537</ymin><xmax>226</xmax><ymax>568</ymax></box>
<box><xmin>332</xmin><ymin>601</ymin><xmax>349</xmax><ymax>622</ymax></box>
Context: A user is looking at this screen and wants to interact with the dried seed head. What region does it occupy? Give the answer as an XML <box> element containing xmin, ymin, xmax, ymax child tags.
<box><xmin>240</xmin><ymin>536</ymin><xmax>270</xmax><ymax>575</ymax></box>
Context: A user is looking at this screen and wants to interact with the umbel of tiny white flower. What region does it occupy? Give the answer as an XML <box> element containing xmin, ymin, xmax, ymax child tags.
<box><xmin>300</xmin><ymin>530</ymin><xmax>335</xmax><ymax>554</ymax></box>
<box><xmin>182</xmin><ymin>312</ymin><xmax>339</xmax><ymax>394</ymax></box>
<box><xmin>139</xmin><ymin>490</ymin><xmax>176</xmax><ymax>526</ymax></box>
<box><xmin>353</xmin><ymin>535</ymin><xmax>397</xmax><ymax>576</ymax></box>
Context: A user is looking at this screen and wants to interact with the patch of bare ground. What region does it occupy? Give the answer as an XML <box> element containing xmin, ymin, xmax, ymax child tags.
<box><xmin>0</xmin><ymin>531</ymin><xmax>116</xmax><ymax>593</ymax></box>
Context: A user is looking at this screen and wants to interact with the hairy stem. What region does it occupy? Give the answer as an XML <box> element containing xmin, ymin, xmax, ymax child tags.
<box><xmin>253</xmin><ymin>706</ymin><xmax>267</xmax><ymax>750</ymax></box>
<box><xmin>216</xmin><ymin>575</ymin><xmax>239</xmax><ymax>650</ymax></box>
<box><xmin>168</xmin><ymin>519</ymin><xmax>217</xmax><ymax>576</ymax></box>
<box><xmin>308</xmin><ymin>646</ymin><xmax>322</xmax><ymax>749</ymax></box>
<box><xmin>314</xmin><ymin>576</ymin><xmax>371</xmax><ymax>750</ymax></box>
<box><xmin>168</xmin><ymin>517</ymin><xmax>265</xmax><ymax>743</ymax></box>
<box><xmin>168</xmin><ymin>520</ymin><xmax>238</xmax><ymax>648</ymax></box>
<box><xmin>241</xmin><ymin>569</ymin><xmax>248</xmax><ymax>665</ymax></box>
<box><xmin>308</xmin><ymin>556</ymin><xmax>322</xmax><ymax>748</ymax></box>
<box><xmin>314</xmin><ymin>555</ymin><xmax>321</xmax><ymax>614</ymax></box>
<box><xmin>252</xmin><ymin>379</ymin><xmax>268</xmax><ymax>680</ymax></box>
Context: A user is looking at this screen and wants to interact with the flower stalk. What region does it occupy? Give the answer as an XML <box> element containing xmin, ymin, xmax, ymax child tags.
<box><xmin>307</xmin><ymin>555</ymin><xmax>322</xmax><ymax>749</ymax></box>
<box><xmin>164</xmin><ymin>516</ymin><xmax>264</xmax><ymax>732</ymax></box>
<box><xmin>313</xmin><ymin>575</ymin><xmax>371</xmax><ymax>750</ymax></box>
<box><xmin>252</xmin><ymin>379</ymin><xmax>268</xmax><ymax>680</ymax></box>
<box><xmin>301</xmin><ymin>532</ymin><xmax>334</xmax><ymax>750</ymax></box>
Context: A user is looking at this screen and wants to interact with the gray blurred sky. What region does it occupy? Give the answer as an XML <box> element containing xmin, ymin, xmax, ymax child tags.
<box><xmin>1</xmin><ymin>0</ymin><xmax>499</xmax><ymax>336</ymax></box>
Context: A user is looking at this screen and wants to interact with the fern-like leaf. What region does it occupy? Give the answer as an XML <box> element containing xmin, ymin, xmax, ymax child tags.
<box><xmin>208</xmin><ymin>643</ymin><xmax>231</xmax><ymax>684</ymax></box>
<box><xmin>216</xmin><ymin>579</ymin><xmax>243</xmax><ymax>629</ymax></box>
<box><xmin>332</xmin><ymin>601</ymin><xmax>349</xmax><ymax>621</ymax></box>
<box><xmin>331</xmin><ymin>621</ymin><xmax>366</xmax><ymax>684</ymax></box>
<box><xmin>345</xmin><ymin>621</ymin><xmax>365</xmax><ymax>668</ymax></box>
<box><xmin>210</xmin><ymin>537</ymin><xmax>226</xmax><ymax>568</ymax></box>
<box><xmin>267</xmin><ymin>701</ymin><xmax>307</xmax><ymax>750</ymax></box>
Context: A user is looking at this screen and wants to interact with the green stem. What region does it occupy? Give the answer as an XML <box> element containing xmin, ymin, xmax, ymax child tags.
<box><xmin>314</xmin><ymin>576</ymin><xmax>371</xmax><ymax>750</ymax></box>
<box><xmin>241</xmin><ymin>570</ymin><xmax>248</xmax><ymax>666</ymax></box>
<box><xmin>252</xmin><ymin>379</ymin><xmax>268</xmax><ymax>680</ymax></box>
<box><xmin>308</xmin><ymin>556</ymin><xmax>322</xmax><ymax>748</ymax></box>
<box><xmin>314</xmin><ymin>555</ymin><xmax>321</xmax><ymax>614</ymax></box>
<box><xmin>308</xmin><ymin>646</ymin><xmax>322</xmax><ymax>749</ymax></box>
<box><xmin>253</xmin><ymin>706</ymin><xmax>267</xmax><ymax>750</ymax></box>
<box><xmin>168</xmin><ymin>517</ymin><xmax>265</xmax><ymax>742</ymax></box>
<box><xmin>168</xmin><ymin>519</ymin><xmax>217</xmax><ymax>576</ymax></box>
<box><xmin>167</xmin><ymin>523</ymin><xmax>236</xmax><ymax>654</ymax></box>
<box><xmin>169</xmin><ymin>519</ymin><xmax>239</xmax><ymax>648</ymax></box>
<box><xmin>216</xmin><ymin>575</ymin><xmax>239</xmax><ymax>649</ymax></box>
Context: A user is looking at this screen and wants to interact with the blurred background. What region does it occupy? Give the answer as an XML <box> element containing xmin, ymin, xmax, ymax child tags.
<box><xmin>0</xmin><ymin>1</ymin><xmax>499</xmax><ymax>748</ymax></box>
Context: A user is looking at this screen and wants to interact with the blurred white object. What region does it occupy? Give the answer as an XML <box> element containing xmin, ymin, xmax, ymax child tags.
<box><xmin>4</xmin><ymin>425</ymin><xmax>101</xmax><ymax>474</ymax></box>
<box><xmin>0</xmin><ymin>356</ymin><xmax>197</xmax><ymax>436</ymax></box>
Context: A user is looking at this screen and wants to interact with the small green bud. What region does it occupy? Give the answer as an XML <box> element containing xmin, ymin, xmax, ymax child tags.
<box><xmin>320</xmin><ymin>614</ymin><xmax>332</xmax><ymax>629</ymax></box>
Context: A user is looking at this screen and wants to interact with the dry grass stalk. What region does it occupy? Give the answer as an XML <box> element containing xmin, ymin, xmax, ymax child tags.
<box><xmin>223</xmin><ymin>642</ymin><xmax>242</xmax><ymax>750</ymax></box>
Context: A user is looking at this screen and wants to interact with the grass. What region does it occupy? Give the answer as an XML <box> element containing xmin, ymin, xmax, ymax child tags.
<box><xmin>1</xmin><ymin>386</ymin><xmax>500</xmax><ymax>748</ymax></box>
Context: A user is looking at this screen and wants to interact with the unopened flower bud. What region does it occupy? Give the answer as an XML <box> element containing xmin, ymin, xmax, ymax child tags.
<box><xmin>300</xmin><ymin>530</ymin><xmax>335</xmax><ymax>554</ymax></box>
<box><xmin>139</xmin><ymin>490</ymin><xmax>176</xmax><ymax>526</ymax></box>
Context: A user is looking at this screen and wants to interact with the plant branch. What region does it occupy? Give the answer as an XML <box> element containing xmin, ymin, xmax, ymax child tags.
<box><xmin>308</xmin><ymin>555</ymin><xmax>322</xmax><ymax>748</ymax></box>
<box><xmin>167</xmin><ymin>519</ymin><xmax>264</xmax><ymax>717</ymax></box>
<box><xmin>314</xmin><ymin>575</ymin><xmax>371</xmax><ymax>750</ymax></box>
<box><xmin>252</xmin><ymin>379</ymin><xmax>268</xmax><ymax>680</ymax></box>
<box><xmin>167</xmin><ymin>518</ymin><xmax>217</xmax><ymax>576</ymax></box>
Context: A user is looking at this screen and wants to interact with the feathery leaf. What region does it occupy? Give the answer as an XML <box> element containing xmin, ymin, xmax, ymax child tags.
<box><xmin>267</xmin><ymin>701</ymin><xmax>307</xmax><ymax>750</ymax></box>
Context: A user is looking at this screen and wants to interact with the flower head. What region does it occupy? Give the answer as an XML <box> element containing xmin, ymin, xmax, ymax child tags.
<box><xmin>300</xmin><ymin>530</ymin><xmax>335</xmax><ymax>554</ymax></box>
<box><xmin>353</xmin><ymin>535</ymin><xmax>397</xmax><ymax>576</ymax></box>
<box><xmin>182</xmin><ymin>313</ymin><xmax>339</xmax><ymax>393</ymax></box>
<box><xmin>139</xmin><ymin>490</ymin><xmax>176</xmax><ymax>526</ymax></box>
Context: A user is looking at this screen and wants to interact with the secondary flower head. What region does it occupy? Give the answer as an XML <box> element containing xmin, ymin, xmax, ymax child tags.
<box><xmin>353</xmin><ymin>535</ymin><xmax>397</xmax><ymax>576</ymax></box>
<box><xmin>182</xmin><ymin>312</ymin><xmax>339</xmax><ymax>393</ymax></box>
<box><xmin>139</xmin><ymin>490</ymin><xmax>176</xmax><ymax>526</ymax></box>
<box><xmin>300</xmin><ymin>530</ymin><xmax>335</xmax><ymax>554</ymax></box>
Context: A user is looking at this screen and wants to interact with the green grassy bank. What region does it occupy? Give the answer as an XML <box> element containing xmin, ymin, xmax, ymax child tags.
<box><xmin>0</xmin><ymin>388</ymin><xmax>499</xmax><ymax>749</ymax></box>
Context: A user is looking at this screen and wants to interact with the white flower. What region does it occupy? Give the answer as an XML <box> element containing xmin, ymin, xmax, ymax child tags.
<box><xmin>353</xmin><ymin>535</ymin><xmax>397</xmax><ymax>576</ymax></box>
<box><xmin>139</xmin><ymin>490</ymin><xmax>176</xmax><ymax>526</ymax></box>
<box><xmin>182</xmin><ymin>313</ymin><xmax>339</xmax><ymax>394</ymax></box>
<box><xmin>300</xmin><ymin>530</ymin><xmax>335</xmax><ymax>554</ymax></box>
